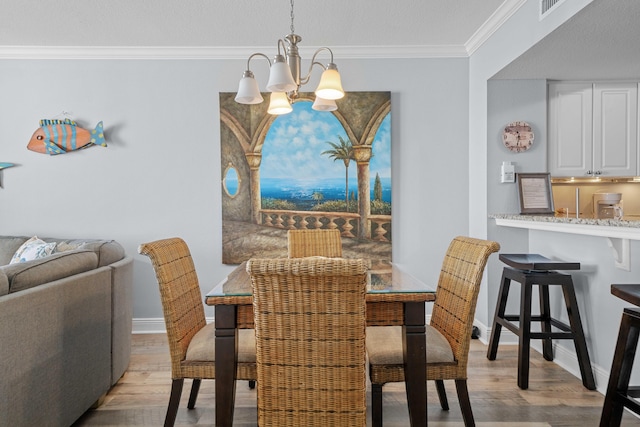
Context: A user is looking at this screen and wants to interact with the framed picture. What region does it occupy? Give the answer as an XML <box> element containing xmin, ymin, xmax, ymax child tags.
<box><xmin>516</xmin><ymin>173</ymin><xmax>554</xmax><ymax>214</ymax></box>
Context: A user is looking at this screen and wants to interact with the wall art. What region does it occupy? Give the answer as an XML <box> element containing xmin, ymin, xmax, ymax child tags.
<box><xmin>219</xmin><ymin>91</ymin><xmax>391</xmax><ymax>264</ymax></box>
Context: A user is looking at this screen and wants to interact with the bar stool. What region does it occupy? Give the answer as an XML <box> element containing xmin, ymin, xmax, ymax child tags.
<box><xmin>600</xmin><ymin>284</ymin><xmax>640</xmax><ymax>426</ymax></box>
<box><xmin>487</xmin><ymin>254</ymin><xmax>596</xmax><ymax>390</ymax></box>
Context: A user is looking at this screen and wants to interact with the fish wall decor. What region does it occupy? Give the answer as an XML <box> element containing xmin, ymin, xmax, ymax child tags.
<box><xmin>0</xmin><ymin>162</ymin><xmax>15</xmax><ymax>170</ymax></box>
<box><xmin>27</xmin><ymin>119</ymin><xmax>106</xmax><ymax>155</ymax></box>
<box><xmin>0</xmin><ymin>162</ymin><xmax>15</xmax><ymax>188</ymax></box>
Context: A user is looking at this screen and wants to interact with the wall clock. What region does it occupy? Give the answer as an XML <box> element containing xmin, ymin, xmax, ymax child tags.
<box><xmin>503</xmin><ymin>121</ymin><xmax>534</xmax><ymax>153</ymax></box>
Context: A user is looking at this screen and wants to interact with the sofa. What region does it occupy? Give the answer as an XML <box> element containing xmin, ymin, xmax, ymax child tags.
<box><xmin>0</xmin><ymin>236</ymin><xmax>133</xmax><ymax>427</ymax></box>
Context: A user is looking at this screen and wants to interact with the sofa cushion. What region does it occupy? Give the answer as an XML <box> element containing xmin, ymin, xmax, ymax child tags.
<box><xmin>76</xmin><ymin>240</ymin><xmax>125</xmax><ymax>267</ymax></box>
<box><xmin>9</xmin><ymin>236</ymin><xmax>57</xmax><ymax>264</ymax></box>
<box><xmin>42</xmin><ymin>239</ymin><xmax>125</xmax><ymax>267</ymax></box>
<box><xmin>0</xmin><ymin>237</ymin><xmax>28</xmax><ymax>265</ymax></box>
<box><xmin>2</xmin><ymin>250</ymin><xmax>99</xmax><ymax>294</ymax></box>
<box><xmin>0</xmin><ymin>270</ymin><xmax>8</xmax><ymax>296</ymax></box>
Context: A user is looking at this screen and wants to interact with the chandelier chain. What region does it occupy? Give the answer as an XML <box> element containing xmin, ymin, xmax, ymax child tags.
<box><xmin>290</xmin><ymin>0</ymin><xmax>295</xmax><ymax>34</ymax></box>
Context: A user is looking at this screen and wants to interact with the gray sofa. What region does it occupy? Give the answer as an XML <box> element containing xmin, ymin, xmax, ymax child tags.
<box><xmin>0</xmin><ymin>236</ymin><xmax>133</xmax><ymax>427</ymax></box>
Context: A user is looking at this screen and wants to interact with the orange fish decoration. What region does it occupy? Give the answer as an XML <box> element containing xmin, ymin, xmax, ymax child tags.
<box><xmin>27</xmin><ymin>119</ymin><xmax>106</xmax><ymax>155</ymax></box>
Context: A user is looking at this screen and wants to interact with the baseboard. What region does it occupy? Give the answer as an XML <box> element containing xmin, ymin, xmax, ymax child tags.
<box><xmin>133</xmin><ymin>317</ymin><xmax>214</xmax><ymax>334</ymax></box>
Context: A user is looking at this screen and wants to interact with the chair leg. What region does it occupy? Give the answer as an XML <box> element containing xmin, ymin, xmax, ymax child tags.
<box><xmin>187</xmin><ymin>379</ymin><xmax>201</xmax><ymax>409</ymax></box>
<box><xmin>435</xmin><ymin>379</ymin><xmax>449</xmax><ymax>410</ymax></box>
<box><xmin>538</xmin><ymin>284</ymin><xmax>554</xmax><ymax>361</ymax></box>
<box><xmin>562</xmin><ymin>282</ymin><xmax>596</xmax><ymax>390</ymax></box>
<box><xmin>517</xmin><ymin>281</ymin><xmax>533</xmax><ymax>390</ymax></box>
<box><xmin>249</xmin><ymin>380</ymin><xmax>256</xmax><ymax>389</ymax></box>
<box><xmin>600</xmin><ymin>310</ymin><xmax>640</xmax><ymax>426</ymax></box>
<box><xmin>455</xmin><ymin>379</ymin><xmax>476</xmax><ymax>427</ymax></box>
<box><xmin>488</xmin><ymin>272</ymin><xmax>511</xmax><ymax>360</ymax></box>
<box><xmin>371</xmin><ymin>383</ymin><xmax>383</xmax><ymax>427</ymax></box>
<box><xmin>165</xmin><ymin>378</ymin><xmax>184</xmax><ymax>427</ymax></box>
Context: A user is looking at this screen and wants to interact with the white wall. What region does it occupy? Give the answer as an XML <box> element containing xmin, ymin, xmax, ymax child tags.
<box><xmin>0</xmin><ymin>56</ymin><xmax>470</xmax><ymax>322</ymax></box>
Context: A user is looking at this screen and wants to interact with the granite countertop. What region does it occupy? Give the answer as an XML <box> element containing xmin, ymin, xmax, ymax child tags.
<box><xmin>490</xmin><ymin>213</ymin><xmax>640</xmax><ymax>229</ymax></box>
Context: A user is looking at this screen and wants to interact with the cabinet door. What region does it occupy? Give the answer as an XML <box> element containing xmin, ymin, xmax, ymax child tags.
<box><xmin>593</xmin><ymin>83</ymin><xmax>638</xmax><ymax>176</ymax></box>
<box><xmin>548</xmin><ymin>82</ymin><xmax>593</xmax><ymax>176</ymax></box>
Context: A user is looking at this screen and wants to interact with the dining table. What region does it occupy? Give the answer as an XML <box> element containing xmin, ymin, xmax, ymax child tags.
<box><xmin>205</xmin><ymin>259</ymin><xmax>435</xmax><ymax>426</ymax></box>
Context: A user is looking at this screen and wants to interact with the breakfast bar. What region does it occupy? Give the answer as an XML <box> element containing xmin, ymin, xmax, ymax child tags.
<box><xmin>492</xmin><ymin>214</ymin><xmax>640</xmax><ymax>271</ymax></box>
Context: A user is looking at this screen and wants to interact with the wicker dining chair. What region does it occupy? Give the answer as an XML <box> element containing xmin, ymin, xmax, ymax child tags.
<box><xmin>287</xmin><ymin>228</ymin><xmax>343</xmax><ymax>258</ymax></box>
<box><xmin>247</xmin><ymin>257</ymin><xmax>368</xmax><ymax>427</ymax></box>
<box><xmin>138</xmin><ymin>238</ymin><xmax>256</xmax><ymax>427</ymax></box>
<box><xmin>366</xmin><ymin>236</ymin><xmax>500</xmax><ymax>427</ymax></box>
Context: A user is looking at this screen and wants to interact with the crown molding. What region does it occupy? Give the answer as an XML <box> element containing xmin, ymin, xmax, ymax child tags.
<box><xmin>465</xmin><ymin>0</ymin><xmax>527</xmax><ymax>55</ymax></box>
<box><xmin>0</xmin><ymin>44</ymin><xmax>470</xmax><ymax>60</ymax></box>
<box><xmin>0</xmin><ymin>2</ymin><xmax>525</xmax><ymax>61</ymax></box>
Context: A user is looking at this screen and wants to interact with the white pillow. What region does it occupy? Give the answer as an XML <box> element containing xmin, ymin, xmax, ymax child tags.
<box><xmin>9</xmin><ymin>236</ymin><xmax>57</xmax><ymax>264</ymax></box>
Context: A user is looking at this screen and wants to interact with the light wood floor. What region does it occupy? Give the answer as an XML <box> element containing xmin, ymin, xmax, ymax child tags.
<box><xmin>73</xmin><ymin>334</ymin><xmax>639</xmax><ymax>426</ymax></box>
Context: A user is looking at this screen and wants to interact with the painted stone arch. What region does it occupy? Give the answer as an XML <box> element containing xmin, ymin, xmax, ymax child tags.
<box><xmin>219</xmin><ymin>91</ymin><xmax>391</xmax><ymax>263</ymax></box>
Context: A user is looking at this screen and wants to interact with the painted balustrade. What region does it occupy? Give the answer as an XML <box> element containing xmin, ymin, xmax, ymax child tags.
<box><xmin>260</xmin><ymin>209</ymin><xmax>391</xmax><ymax>242</ymax></box>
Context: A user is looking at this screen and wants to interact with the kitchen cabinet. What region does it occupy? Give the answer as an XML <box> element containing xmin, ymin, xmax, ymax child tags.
<box><xmin>548</xmin><ymin>82</ymin><xmax>638</xmax><ymax>177</ymax></box>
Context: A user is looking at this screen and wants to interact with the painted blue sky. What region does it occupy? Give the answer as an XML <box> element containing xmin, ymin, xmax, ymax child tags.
<box><xmin>261</xmin><ymin>100</ymin><xmax>391</xmax><ymax>180</ymax></box>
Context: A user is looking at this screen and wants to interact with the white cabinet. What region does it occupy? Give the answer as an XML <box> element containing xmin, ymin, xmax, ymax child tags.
<box><xmin>548</xmin><ymin>82</ymin><xmax>638</xmax><ymax>177</ymax></box>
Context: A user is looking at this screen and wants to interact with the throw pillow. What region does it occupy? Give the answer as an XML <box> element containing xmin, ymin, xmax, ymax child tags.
<box><xmin>9</xmin><ymin>236</ymin><xmax>57</xmax><ymax>264</ymax></box>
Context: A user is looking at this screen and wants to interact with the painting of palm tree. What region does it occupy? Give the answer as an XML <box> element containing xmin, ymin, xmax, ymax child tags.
<box><xmin>322</xmin><ymin>136</ymin><xmax>354</xmax><ymax>212</ymax></box>
<box><xmin>219</xmin><ymin>91</ymin><xmax>391</xmax><ymax>264</ymax></box>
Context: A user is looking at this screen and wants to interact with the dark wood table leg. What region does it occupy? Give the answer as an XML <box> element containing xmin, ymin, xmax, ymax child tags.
<box><xmin>403</xmin><ymin>301</ymin><xmax>427</xmax><ymax>426</ymax></box>
<box><xmin>215</xmin><ymin>305</ymin><xmax>238</xmax><ymax>427</ymax></box>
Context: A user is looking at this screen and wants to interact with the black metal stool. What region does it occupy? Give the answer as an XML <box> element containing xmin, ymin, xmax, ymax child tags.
<box><xmin>487</xmin><ymin>254</ymin><xmax>596</xmax><ymax>390</ymax></box>
<box><xmin>600</xmin><ymin>284</ymin><xmax>640</xmax><ymax>426</ymax></box>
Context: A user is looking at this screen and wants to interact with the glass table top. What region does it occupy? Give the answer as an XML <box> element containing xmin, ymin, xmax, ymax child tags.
<box><xmin>206</xmin><ymin>259</ymin><xmax>434</xmax><ymax>298</ymax></box>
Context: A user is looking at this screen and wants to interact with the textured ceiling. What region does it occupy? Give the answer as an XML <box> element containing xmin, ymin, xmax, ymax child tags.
<box><xmin>493</xmin><ymin>0</ymin><xmax>640</xmax><ymax>80</ymax></box>
<box><xmin>0</xmin><ymin>0</ymin><xmax>505</xmax><ymax>49</ymax></box>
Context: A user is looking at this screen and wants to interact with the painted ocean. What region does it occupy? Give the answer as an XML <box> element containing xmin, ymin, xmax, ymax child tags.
<box><xmin>258</xmin><ymin>177</ymin><xmax>391</xmax><ymax>210</ymax></box>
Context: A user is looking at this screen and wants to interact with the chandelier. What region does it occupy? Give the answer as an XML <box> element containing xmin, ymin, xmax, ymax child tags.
<box><xmin>234</xmin><ymin>0</ymin><xmax>345</xmax><ymax>115</ymax></box>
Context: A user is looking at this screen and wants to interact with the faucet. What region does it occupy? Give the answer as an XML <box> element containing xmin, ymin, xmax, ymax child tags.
<box><xmin>575</xmin><ymin>187</ymin><xmax>580</xmax><ymax>218</ymax></box>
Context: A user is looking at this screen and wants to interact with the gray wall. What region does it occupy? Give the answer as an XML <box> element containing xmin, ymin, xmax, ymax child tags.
<box><xmin>485</xmin><ymin>79</ymin><xmax>548</xmax><ymax>326</ymax></box>
<box><xmin>0</xmin><ymin>57</ymin><xmax>469</xmax><ymax>321</ymax></box>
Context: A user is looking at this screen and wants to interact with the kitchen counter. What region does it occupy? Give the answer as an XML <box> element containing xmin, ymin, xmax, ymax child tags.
<box><xmin>491</xmin><ymin>213</ymin><xmax>640</xmax><ymax>228</ymax></box>
<box><xmin>491</xmin><ymin>214</ymin><xmax>640</xmax><ymax>270</ymax></box>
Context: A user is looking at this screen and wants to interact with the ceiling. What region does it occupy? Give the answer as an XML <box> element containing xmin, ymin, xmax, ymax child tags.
<box><xmin>493</xmin><ymin>0</ymin><xmax>640</xmax><ymax>80</ymax></box>
<box><xmin>0</xmin><ymin>0</ymin><xmax>506</xmax><ymax>51</ymax></box>
<box><xmin>0</xmin><ymin>0</ymin><xmax>637</xmax><ymax>81</ymax></box>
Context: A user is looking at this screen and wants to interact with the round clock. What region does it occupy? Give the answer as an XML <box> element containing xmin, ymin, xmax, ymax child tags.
<box><xmin>503</xmin><ymin>121</ymin><xmax>534</xmax><ymax>153</ymax></box>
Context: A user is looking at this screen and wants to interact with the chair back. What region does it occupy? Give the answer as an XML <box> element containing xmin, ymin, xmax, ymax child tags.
<box><xmin>287</xmin><ymin>228</ymin><xmax>342</xmax><ymax>258</ymax></box>
<box><xmin>430</xmin><ymin>236</ymin><xmax>500</xmax><ymax>366</ymax></box>
<box><xmin>248</xmin><ymin>257</ymin><xmax>367</xmax><ymax>427</ymax></box>
<box><xmin>138</xmin><ymin>238</ymin><xmax>206</xmax><ymax>375</ymax></box>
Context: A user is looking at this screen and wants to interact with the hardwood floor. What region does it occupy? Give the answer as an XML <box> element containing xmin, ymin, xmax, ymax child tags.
<box><xmin>73</xmin><ymin>334</ymin><xmax>639</xmax><ymax>426</ymax></box>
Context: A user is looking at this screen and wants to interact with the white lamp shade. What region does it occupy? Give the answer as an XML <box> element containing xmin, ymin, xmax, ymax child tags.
<box><xmin>235</xmin><ymin>75</ymin><xmax>264</xmax><ymax>104</ymax></box>
<box><xmin>315</xmin><ymin>68</ymin><xmax>344</xmax><ymax>100</ymax></box>
<box><xmin>267</xmin><ymin>92</ymin><xmax>293</xmax><ymax>115</ymax></box>
<box><xmin>312</xmin><ymin>96</ymin><xmax>337</xmax><ymax>112</ymax></box>
<box><xmin>266</xmin><ymin>60</ymin><xmax>297</xmax><ymax>93</ymax></box>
